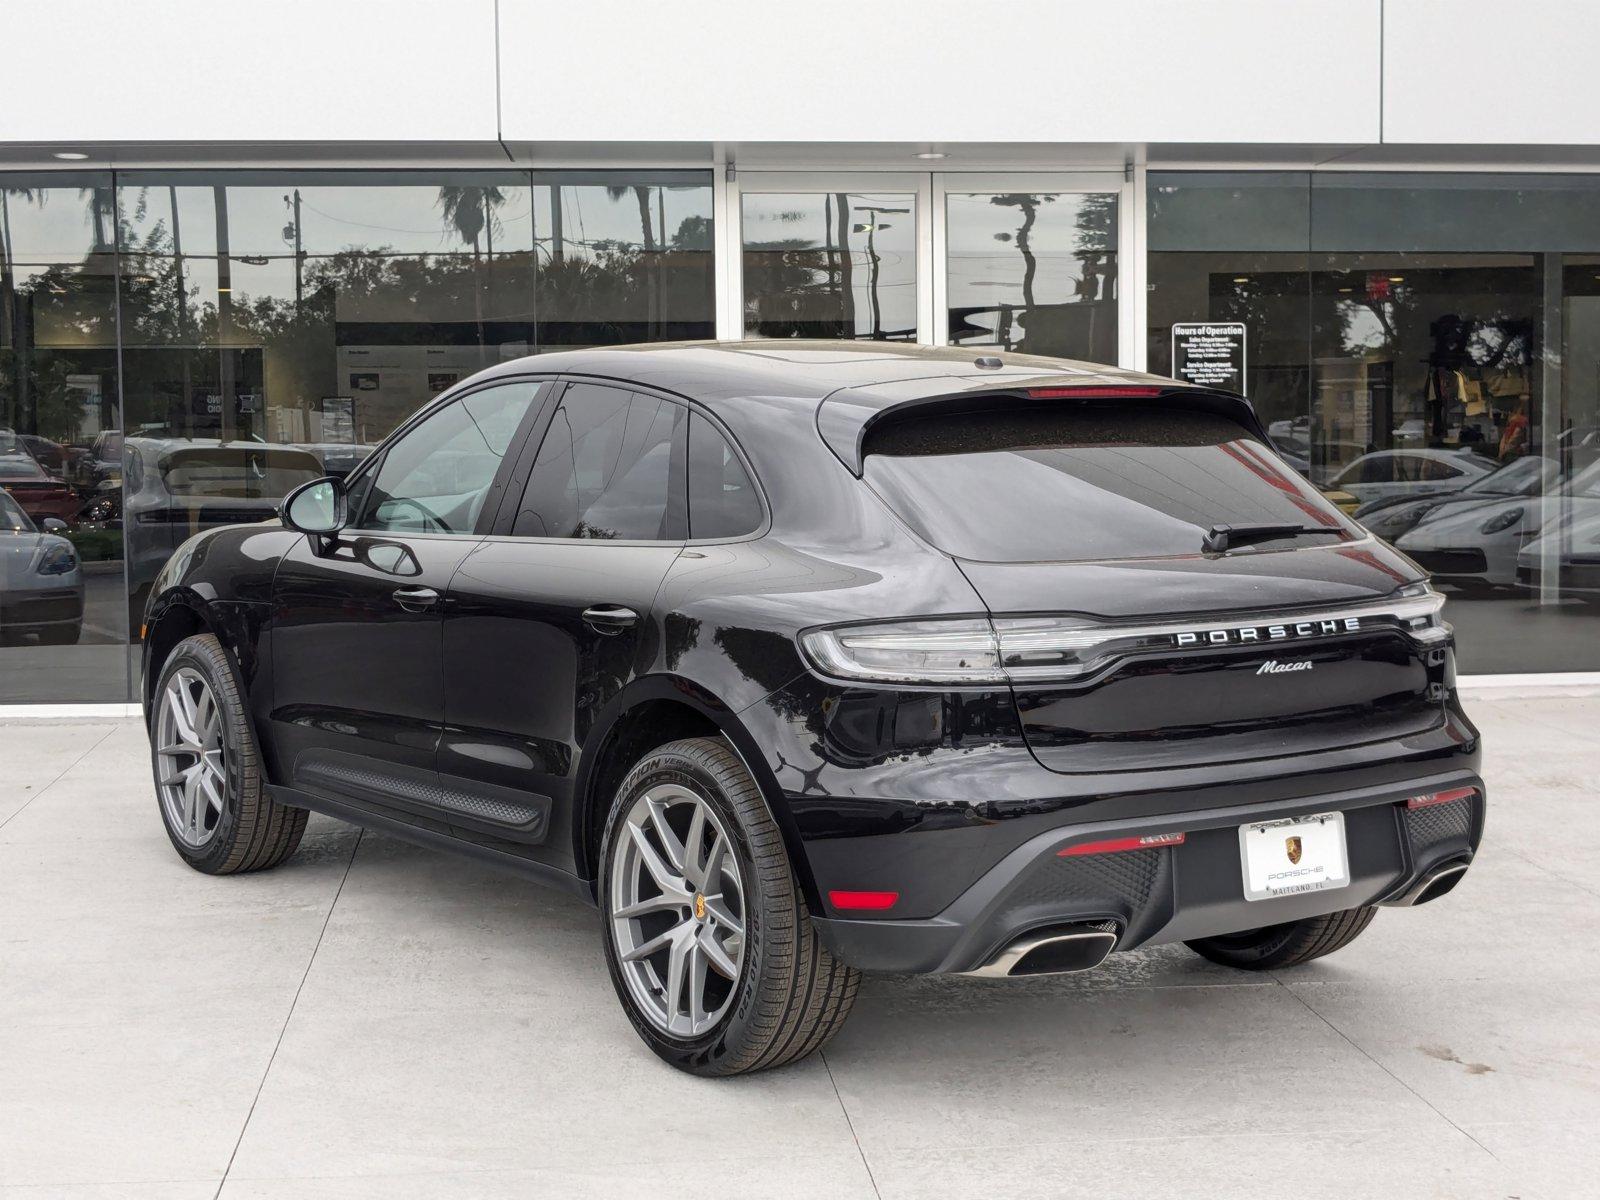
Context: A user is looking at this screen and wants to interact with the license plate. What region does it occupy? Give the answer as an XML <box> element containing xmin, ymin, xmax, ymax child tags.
<box><xmin>1238</xmin><ymin>811</ymin><xmax>1350</xmax><ymax>902</ymax></box>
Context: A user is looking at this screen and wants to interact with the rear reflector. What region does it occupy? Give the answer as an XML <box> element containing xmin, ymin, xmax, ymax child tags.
<box><xmin>828</xmin><ymin>889</ymin><xmax>900</xmax><ymax>912</ymax></box>
<box><xmin>1059</xmin><ymin>832</ymin><xmax>1186</xmax><ymax>857</ymax></box>
<box><xmin>1405</xmin><ymin>786</ymin><xmax>1478</xmax><ymax>810</ymax></box>
<box><xmin>1027</xmin><ymin>385</ymin><xmax>1164</xmax><ymax>399</ymax></box>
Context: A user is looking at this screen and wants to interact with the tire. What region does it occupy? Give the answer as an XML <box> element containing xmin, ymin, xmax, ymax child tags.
<box><xmin>1185</xmin><ymin>906</ymin><xmax>1378</xmax><ymax>970</ymax></box>
<box><xmin>149</xmin><ymin>632</ymin><xmax>308</xmax><ymax>875</ymax></box>
<box><xmin>599</xmin><ymin>736</ymin><xmax>859</xmax><ymax>1076</ymax></box>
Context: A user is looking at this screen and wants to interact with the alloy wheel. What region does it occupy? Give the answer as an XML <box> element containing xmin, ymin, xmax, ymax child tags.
<box><xmin>609</xmin><ymin>783</ymin><xmax>747</xmax><ymax>1039</ymax></box>
<box><xmin>155</xmin><ymin>666</ymin><xmax>227</xmax><ymax>849</ymax></box>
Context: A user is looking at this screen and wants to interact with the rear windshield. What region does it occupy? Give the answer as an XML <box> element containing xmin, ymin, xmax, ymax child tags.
<box><xmin>862</xmin><ymin>405</ymin><xmax>1353</xmax><ymax>562</ymax></box>
<box><xmin>160</xmin><ymin>448</ymin><xmax>322</xmax><ymax>499</ymax></box>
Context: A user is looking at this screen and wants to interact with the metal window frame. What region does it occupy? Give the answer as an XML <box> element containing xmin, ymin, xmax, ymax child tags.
<box><xmin>720</xmin><ymin>170</ymin><xmax>934</xmax><ymax>343</ymax></box>
<box><xmin>930</xmin><ymin>170</ymin><xmax>1132</xmax><ymax>364</ymax></box>
<box><xmin>717</xmin><ymin>166</ymin><xmax>1138</xmax><ymax>364</ymax></box>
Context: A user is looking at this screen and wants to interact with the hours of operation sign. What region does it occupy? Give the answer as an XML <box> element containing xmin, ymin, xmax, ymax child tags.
<box><xmin>1171</xmin><ymin>322</ymin><xmax>1247</xmax><ymax>395</ymax></box>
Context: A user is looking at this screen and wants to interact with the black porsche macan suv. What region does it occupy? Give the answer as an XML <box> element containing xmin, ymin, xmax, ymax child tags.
<box><xmin>142</xmin><ymin>341</ymin><xmax>1484</xmax><ymax>1075</ymax></box>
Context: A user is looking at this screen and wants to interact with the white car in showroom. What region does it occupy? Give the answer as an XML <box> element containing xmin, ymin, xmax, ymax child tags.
<box><xmin>1329</xmin><ymin>448</ymin><xmax>1494</xmax><ymax>507</ymax></box>
<box><xmin>0</xmin><ymin>487</ymin><xmax>83</xmax><ymax>645</ymax></box>
<box><xmin>1515</xmin><ymin>467</ymin><xmax>1600</xmax><ymax>598</ymax></box>
<box><xmin>1401</xmin><ymin>459</ymin><xmax>1600</xmax><ymax>589</ymax></box>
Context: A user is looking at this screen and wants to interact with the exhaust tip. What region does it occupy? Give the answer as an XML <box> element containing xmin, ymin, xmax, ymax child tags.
<box><xmin>1386</xmin><ymin>859</ymin><xmax>1471</xmax><ymax>908</ymax></box>
<box><xmin>970</xmin><ymin>920</ymin><xmax>1120</xmax><ymax>978</ymax></box>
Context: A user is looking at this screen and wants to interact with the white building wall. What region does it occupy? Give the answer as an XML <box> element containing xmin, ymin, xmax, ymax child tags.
<box><xmin>1383</xmin><ymin>0</ymin><xmax>1600</xmax><ymax>145</ymax></box>
<box><xmin>0</xmin><ymin>0</ymin><xmax>499</xmax><ymax>144</ymax></box>
<box><xmin>497</xmin><ymin>0</ymin><xmax>1382</xmax><ymax>145</ymax></box>
<box><xmin>4</xmin><ymin>1</ymin><xmax>1600</xmax><ymax>150</ymax></box>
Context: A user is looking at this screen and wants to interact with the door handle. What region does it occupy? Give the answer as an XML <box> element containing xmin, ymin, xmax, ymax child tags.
<box><xmin>392</xmin><ymin>586</ymin><xmax>440</xmax><ymax>612</ymax></box>
<box><xmin>582</xmin><ymin>604</ymin><xmax>638</xmax><ymax>635</ymax></box>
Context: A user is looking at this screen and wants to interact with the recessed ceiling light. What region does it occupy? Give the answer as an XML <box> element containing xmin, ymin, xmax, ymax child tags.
<box><xmin>914</xmin><ymin>151</ymin><xmax>948</xmax><ymax>160</ymax></box>
<box><xmin>52</xmin><ymin>151</ymin><xmax>89</xmax><ymax>160</ymax></box>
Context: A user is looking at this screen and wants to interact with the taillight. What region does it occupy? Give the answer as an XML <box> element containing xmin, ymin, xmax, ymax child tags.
<box><xmin>1406</xmin><ymin>786</ymin><xmax>1477</xmax><ymax>810</ymax></box>
<box><xmin>829</xmin><ymin>890</ymin><xmax>900</xmax><ymax>912</ymax></box>
<box><xmin>1058</xmin><ymin>832</ymin><xmax>1185</xmax><ymax>857</ymax></box>
<box><xmin>800</xmin><ymin>619</ymin><xmax>1007</xmax><ymax>684</ymax></box>
<box><xmin>799</xmin><ymin>583</ymin><xmax>1452</xmax><ymax>687</ymax></box>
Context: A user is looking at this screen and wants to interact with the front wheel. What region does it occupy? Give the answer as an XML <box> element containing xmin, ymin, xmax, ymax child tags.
<box><xmin>150</xmin><ymin>633</ymin><xmax>308</xmax><ymax>874</ymax></box>
<box><xmin>1185</xmin><ymin>906</ymin><xmax>1377</xmax><ymax>970</ymax></box>
<box><xmin>599</xmin><ymin>736</ymin><xmax>859</xmax><ymax>1076</ymax></box>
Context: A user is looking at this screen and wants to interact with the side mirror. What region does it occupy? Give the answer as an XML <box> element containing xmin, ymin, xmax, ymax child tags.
<box><xmin>41</xmin><ymin>516</ymin><xmax>69</xmax><ymax>534</ymax></box>
<box><xmin>281</xmin><ymin>476</ymin><xmax>348</xmax><ymax>537</ymax></box>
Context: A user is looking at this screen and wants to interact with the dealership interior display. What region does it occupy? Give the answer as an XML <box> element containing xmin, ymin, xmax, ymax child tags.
<box><xmin>1148</xmin><ymin>172</ymin><xmax>1600</xmax><ymax>674</ymax></box>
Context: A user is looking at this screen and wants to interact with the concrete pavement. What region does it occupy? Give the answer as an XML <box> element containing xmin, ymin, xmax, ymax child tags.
<box><xmin>2</xmin><ymin>694</ymin><xmax>1597</xmax><ymax>1199</ymax></box>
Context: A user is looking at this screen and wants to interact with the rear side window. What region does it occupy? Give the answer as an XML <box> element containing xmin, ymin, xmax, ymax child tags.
<box><xmin>688</xmin><ymin>414</ymin><xmax>762</xmax><ymax>539</ymax></box>
<box><xmin>1418</xmin><ymin>457</ymin><xmax>1463</xmax><ymax>481</ymax></box>
<box><xmin>512</xmin><ymin>383</ymin><xmax>686</xmax><ymax>540</ymax></box>
<box><xmin>862</xmin><ymin>404</ymin><xmax>1352</xmax><ymax>563</ymax></box>
<box><xmin>1341</xmin><ymin>456</ymin><xmax>1395</xmax><ymax>485</ymax></box>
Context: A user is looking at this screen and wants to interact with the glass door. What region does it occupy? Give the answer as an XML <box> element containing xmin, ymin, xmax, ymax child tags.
<box><xmin>731</xmin><ymin>173</ymin><xmax>932</xmax><ymax>342</ymax></box>
<box><xmin>933</xmin><ymin>173</ymin><xmax>1128</xmax><ymax>365</ymax></box>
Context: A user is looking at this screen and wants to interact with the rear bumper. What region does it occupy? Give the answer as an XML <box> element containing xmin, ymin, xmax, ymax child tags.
<box><xmin>812</xmin><ymin>772</ymin><xmax>1485</xmax><ymax>975</ymax></box>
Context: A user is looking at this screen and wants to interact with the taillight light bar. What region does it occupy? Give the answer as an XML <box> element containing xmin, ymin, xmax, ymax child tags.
<box><xmin>1405</xmin><ymin>786</ymin><xmax>1478</xmax><ymax>810</ymax></box>
<box><xmin>1027</xmin><ymin>385</ymin><xmax>1164</xmax><ymax>399</ymax></box>
<box><xmin>1059</xmin><ymin>832</ymin><xmax>1185</xmax><ymax>857</ymax></box>
<box><xmin>829</xmin><ymin>889</ymin><xmax>900</xmax><ymax>912</ymax></box>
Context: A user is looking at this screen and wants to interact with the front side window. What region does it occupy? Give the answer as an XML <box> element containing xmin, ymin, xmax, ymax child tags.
<box><xmin>512</xmin><ymin>384</ymin><xmax>685</xmax><ymax>541</ymax></box>
<box><xmin>0</xmin><ymin>490</ymin><xmax>33</xmax><ymax>533</ymax></box>
<box><xmin>357</xmin><ymin>381</ymin><xmax>543</xmax><ymax>535</ymax></box>
<box><xmin>862</xmin><ymin>404</ymin><xmax>1354</xmax><ymax>563</ymax></box>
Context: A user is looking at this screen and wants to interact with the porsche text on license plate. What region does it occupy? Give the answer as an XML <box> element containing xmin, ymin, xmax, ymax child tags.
<box><xmin>1239</xmin><ymin>811</ymin><xmax>1350</xmax><ymax>902</ymax></box>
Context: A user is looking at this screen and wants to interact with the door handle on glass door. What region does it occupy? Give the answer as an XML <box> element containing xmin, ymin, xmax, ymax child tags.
<box><xmin>392</xmin><ymin>586</ymin><xmax>440</xmax><ymax>612</ymax></box>
<box><xmin>582</xmin><ymin>604</ymin><xmax>638</xmax><ymax>634</ymax></box>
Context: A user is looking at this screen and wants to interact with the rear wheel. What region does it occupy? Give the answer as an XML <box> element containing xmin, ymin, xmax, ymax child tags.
<box><xmin>599</xmin><ymin>736</ymin><xmax>858</xmax><ymax>1076</ymax></box>
<box><xmin>150</xmin><ymin>633</ymin><xmax>308</xmax><ymax>874</ymax></box>
<box><xmin>1185</xmin><ymin>906</ymin><xmax>1377</xmax><ymax>970</ymax></box>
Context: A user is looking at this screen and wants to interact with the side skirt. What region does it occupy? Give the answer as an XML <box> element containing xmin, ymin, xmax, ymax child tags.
<box><xmin>266</xmin><ymin>783</ymin><xmax>596</xmax><ymax>905</ymax></box>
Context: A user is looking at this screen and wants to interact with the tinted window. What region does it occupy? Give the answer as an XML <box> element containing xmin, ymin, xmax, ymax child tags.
<box><xmin>688</xmin><ymin>414</ymin><xmax>762</xmax><ymax>539</ymax></box>
<box><xmin>158</xmin><ymin>446</ymin><xmax>323</xmax><ymax>499</ymax></box>
<box><xmin>512</xmin><ymin>384</ymin><xmax>685</xmax><ymax>540</ymax></box>
<box><xmin>0</xmin><ymin>490</ymin><xmax>33</xmax><ymax>532</ymax></box>
<box><xmin>358</xmin><ymin>382</ymin><xmax>542</xmax><ymax>535</ymax></box>
<box><xmin>1342</xmin><ymin>456</ymin><xmax>1396</xmax><ymax>485</ymax></box>
<box><xmin>863</xmin><ymin>404</ymin><xmax>1353</xmax><ymax>563</ymax></box>
<box><xmin>1418</xmin><ymin>457</ymin><xmax>1464</xmax><ymax>481</ymax></box>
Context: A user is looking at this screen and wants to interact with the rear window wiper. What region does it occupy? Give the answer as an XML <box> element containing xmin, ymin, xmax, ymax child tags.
<box><xmin>1203</xmin><ymin>523</ymin><xmax>1346</xmax><ymax>553</ymax></box>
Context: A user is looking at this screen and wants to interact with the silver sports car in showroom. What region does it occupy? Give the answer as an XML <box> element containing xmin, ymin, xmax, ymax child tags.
<box><xmin>0</xmin><ymin>487</ymin><xmax>84</xmax><ymax>645</ymax></box>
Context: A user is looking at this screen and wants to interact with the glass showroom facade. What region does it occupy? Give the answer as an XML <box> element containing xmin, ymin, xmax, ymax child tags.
<box><xmin>1</xmin><ymin>164</ymin><xmax>1595</xmax><ymax>703</ymax></box>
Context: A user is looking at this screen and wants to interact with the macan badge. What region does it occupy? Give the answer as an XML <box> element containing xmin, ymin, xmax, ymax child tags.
<box><xmin>1285</xmin><ymin>836</ymin><xmax>1303</xmax><ymax>865</ymax></box>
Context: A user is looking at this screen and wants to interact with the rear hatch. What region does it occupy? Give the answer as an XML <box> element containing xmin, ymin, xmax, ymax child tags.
<box><xmin>859</xmin><ymin>394</ymin><xmax>1450</xmax><ymax>773</ymax></box>
<box><xmin>152</xmin><ymin>443</ymin><xmax>323</xmax><ymax>530</ymax></box>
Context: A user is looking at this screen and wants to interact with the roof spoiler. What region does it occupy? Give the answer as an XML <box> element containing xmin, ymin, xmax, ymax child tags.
<box><xmin>816</xmin><ymin>379</ymin><xmax>1272</xmax><ymax>476</ymax></box>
